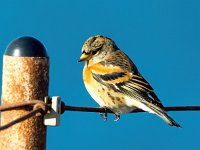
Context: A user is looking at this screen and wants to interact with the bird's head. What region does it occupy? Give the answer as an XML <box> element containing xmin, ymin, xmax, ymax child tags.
<box><xmin>78</xmin><ymin>35</ymin><xmax>118</xmax><ymax>63</ymax></box>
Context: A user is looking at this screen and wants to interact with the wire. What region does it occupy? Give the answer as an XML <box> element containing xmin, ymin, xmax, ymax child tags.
<box><xmin>61</xmin><ymin>103</ymin><xmax>200</xmax><ymax>114</ymax></box>
<box><xmin>0</xmin><ymin>100</ymin><xmax>48</xmax><ymax>112</ymax></box>
<box><xmin>0</xmin><ymin>108</ymin><xmax>42</xmax><ymax>130</ymax></box>
<box><xmin>1</xmin><ymin>99</ymin><xmax>200</xmax><ymax>131</ymax></box>
<box><xmin>0</xmin><ymin>100</ymin><xmax>50</xmax><ymax>131</ymax></box>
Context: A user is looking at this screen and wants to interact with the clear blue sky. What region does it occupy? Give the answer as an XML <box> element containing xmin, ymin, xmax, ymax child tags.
<box><xmin>0</xmin><ymin>0</ymin><xmax>200</xmax><ymax>149</ymax></box>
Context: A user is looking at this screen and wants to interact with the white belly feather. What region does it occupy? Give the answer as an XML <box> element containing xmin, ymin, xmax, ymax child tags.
<box><xmin>84</xmin><ymin>83</ymin><xmax>105</xmax><ymax>107</ymax></box>
<box><xmin>124</xmin><ymin>96</ymin><xmax>155</xmax><ymax>114</ymax></box>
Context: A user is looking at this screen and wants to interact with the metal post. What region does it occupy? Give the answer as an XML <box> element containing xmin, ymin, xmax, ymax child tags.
<box><xmin>0</xmin><ymin>37</ymin><xmax>49</xmax><ymax>150</ymax></box>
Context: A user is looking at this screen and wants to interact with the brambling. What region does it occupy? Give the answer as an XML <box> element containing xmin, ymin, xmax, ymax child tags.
<box><xmin>79</xmin><ymin>35</ymin><xmax>181</xmax><ymax>127</ymax></box>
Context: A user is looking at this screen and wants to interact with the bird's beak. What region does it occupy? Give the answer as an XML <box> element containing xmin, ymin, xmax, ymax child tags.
<box><xmin>78</xmin><ymin>53</ymin><xmax>89</xmax><ymax>62</ymax></box>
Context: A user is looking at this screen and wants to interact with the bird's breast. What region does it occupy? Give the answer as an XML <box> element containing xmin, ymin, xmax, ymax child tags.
<box><xmin>83</xmin><ymin>66</ymin><xmax>105</xmax><ymax>106</ymax></box>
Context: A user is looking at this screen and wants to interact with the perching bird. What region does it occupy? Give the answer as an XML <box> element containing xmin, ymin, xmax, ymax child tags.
<box><xmin>79</xmin><ymin>35</ymin><xmax>181</xmax><ymax>127</ymax></box>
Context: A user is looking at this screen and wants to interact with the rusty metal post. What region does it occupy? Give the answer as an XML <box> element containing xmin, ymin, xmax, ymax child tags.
<box><xmin>0</xmin><ymin>37</ymin><xmax>49</xmax><ymax>150</ymax></box>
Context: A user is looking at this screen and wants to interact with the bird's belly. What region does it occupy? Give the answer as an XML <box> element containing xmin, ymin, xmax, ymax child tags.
<box><xmin>84</xmin><ymin>82</ymin><xmax>105</xmax><ymax>107</ymax></box>
<box><xmin>84</xmin><ymin>81</ymin><xmax>137</xmax><ymax>114</ymax></box>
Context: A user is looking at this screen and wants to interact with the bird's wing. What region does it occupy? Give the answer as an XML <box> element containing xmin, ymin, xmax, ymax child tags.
<box><xmin>90</xmin><ymin>50</ymin><xmax>164</xmax><ymax>108</ymax></box>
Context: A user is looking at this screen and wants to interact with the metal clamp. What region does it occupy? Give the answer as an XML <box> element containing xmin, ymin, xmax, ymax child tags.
<box><xmin>44</xmin><ymin>96</ymin><xmax>61</xmax><ymax>126</ymax></box>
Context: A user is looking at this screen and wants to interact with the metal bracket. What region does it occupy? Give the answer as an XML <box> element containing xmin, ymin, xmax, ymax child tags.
<box><xmin>44</xmin><ymin>96</ymin><xmax>61</xmax><ymax>126</ymax></box>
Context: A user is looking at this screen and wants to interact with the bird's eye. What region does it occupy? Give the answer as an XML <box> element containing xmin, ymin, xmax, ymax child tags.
<box><xmin>92</xmin><ymin>50</ymin><xmax>98</xmax><ymax>55</ymax></box>
<box><xmin>91</xmin><ymin>46</ymin><xmax>102</xmax><ymax>55</ymax></box>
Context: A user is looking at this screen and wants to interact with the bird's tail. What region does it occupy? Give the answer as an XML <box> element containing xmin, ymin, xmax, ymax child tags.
<box><xmin>143</xmin><ymin>101</ymin><xmax>182</xmax><ymax>128</ymax></box>
<box><xmin>154</xmin><ymin>109</ymin><xmax>182</xmax><ymax>128</ymax></box>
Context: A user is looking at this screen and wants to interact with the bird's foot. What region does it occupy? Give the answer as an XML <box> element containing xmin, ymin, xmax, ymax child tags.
<box><xmin>114</xmin><ymin>114</ymin><xmax>120</xmax><ymax>122</ymax></box>
<box><xmin>99</xmin><ymin>107</ymin><xmax>108</xmax><ymax>122</ymax></box>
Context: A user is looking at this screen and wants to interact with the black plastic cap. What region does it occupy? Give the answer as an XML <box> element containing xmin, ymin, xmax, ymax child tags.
<box><xmin>5</xmin><ymin>36</ymin><xmax>48</xmax><ymax>57</ymax></box>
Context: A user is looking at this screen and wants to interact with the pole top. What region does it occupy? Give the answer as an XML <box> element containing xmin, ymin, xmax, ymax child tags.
<box><xmin>5</xmin><ymin>36</ymin><xmax>48</xmax><ymax>57</ymax></box>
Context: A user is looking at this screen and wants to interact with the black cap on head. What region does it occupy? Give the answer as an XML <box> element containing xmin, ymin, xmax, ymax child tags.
<box><xmin>5</xmin><ymin>36</ymin><xmax>48</xmax><ymax>57</ymax></box>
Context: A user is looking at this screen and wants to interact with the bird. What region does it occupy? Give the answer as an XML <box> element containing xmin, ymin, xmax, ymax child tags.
<box><xmin>78</xmin><ymin>35</ymin><xmax>181</xmax><ymax>127</ymax></box>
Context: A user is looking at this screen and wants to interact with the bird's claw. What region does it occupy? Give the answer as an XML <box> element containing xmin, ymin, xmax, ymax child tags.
<box><xmin>99</xmin><ymin>107</ymin><xmax>108</xmax><ymax>121</ymax></box>
<box><xmin>114</xmin><ymin>114</ymin><xmax>120</xmax><ymax>122</ymax></box>
<box><xmin>99</xmin><ymin>112</ymin><xmax>107</xmax><ymax>121</ymax></box>
<box><xmin>99</xmin><ymin>107</ymin><xmax>120</xmax><ymax>122</ymax></box>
